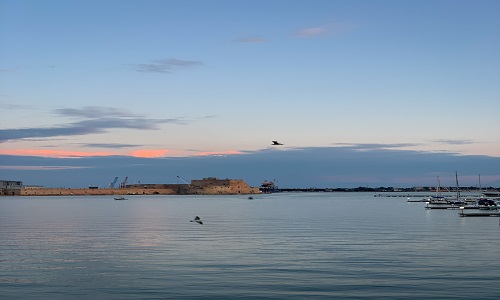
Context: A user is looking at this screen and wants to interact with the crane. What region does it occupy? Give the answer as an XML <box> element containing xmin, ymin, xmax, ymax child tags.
<box><xmin>119</xmin><ymin>176</ymin><xmax>128</xmax><ymax>188</ymax></box>
<box><xmin>109</xmin><ymin>177</ymin><xmax>118</xmax><ymax>188</ymax></box>
<box><xmin>176</xmin><ymin>175</ymin><xmax>190</xmax><ymax>184</ymax></box>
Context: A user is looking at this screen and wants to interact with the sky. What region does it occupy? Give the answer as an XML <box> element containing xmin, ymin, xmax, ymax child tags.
<box><xmin>1</xmin><ymin>0</ymin><xmax>499</xmax><ymax>188</ymax></box>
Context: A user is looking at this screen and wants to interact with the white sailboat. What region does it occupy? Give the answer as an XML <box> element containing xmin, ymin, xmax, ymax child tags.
<box><xmin>424</xmin><ymin>176</ymin><xmax>455</xmax><ymax>204</ymax></box>
<box><xmin>425</xmin><ymin>172</ymin><xmax>468</xmax><ymax>209</ymax></box>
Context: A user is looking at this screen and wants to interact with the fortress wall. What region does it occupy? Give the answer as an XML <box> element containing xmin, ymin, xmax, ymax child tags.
<box><xmin>14</xmin><ymin>178</ymin><xmax>259</xmax><ymax>196</ymax></box>
<box><xmin>197</xmin><ymin>180</ymin><xmax>259</xmax><ymax>194</ymax></box>
<box><xmin>1</xmin><ymin>189</ymin><xmax>21</xmax><ymax>196</ymax></box>
<box><xmin>191</xmin><ymin>178</ymin><xmax>230</xmax><ymax>187</ymax></box>
<box><xmin>126</xmin><ymin>184</ymin><xmax>188</xmax><ymax>189</ymax></box>
<box><xmin>19</xmin><ymin>186</ymin><xmax>259</xmax><ymax>196</ymax></box>
<box><xmin>229</xmin><ymin>179</ymin><xmax>259</xmax><ymax>194</ymax></box>
<box><xmin>20</xmin><ymin>188</ymin><xmax>177</xmax><ymax>196</ymax></box>
<box><xmin>18</xmin><ymin>185</ymin><xmax>259</xmax><ymax>196</ymax></box>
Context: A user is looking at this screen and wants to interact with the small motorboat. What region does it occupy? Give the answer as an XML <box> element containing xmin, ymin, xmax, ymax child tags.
<box><xmin>114</xmin><ymin>197</ymin><xmax>127</xmax><ymax>200</ymax></box>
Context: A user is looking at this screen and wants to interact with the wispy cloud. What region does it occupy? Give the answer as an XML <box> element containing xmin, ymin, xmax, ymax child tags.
<box><xmin>0</xmin><ymin>103</ymin><xmax>35</xmax><ymax>110</ymax></box>
<box><xmin>55</xmin><ymin>106</ymin><xmax>139</xmax><ymax>118</ymax></box>
<box><xmin>132</xmin><ymin>58</ymin><xmax>203</xmax><ymax>73</ymax></box>
<box><xmin>0</xmin><ymin>106</ymin><xmax>187</xmax><ymax>142</ymax></box>
<box><xmin>0</xmin><ymin>165</ymin><xmax>90</xmax><ymax>170</ymax></box>
<box><xmin>81</xmin><ymin>143</ymin><xmax>139</xmax><ymax>149</ymax></box>
<box><xmin>235</xmin><ymin>36</ymin><xmax>268</xmax><ymax>44</ymax></box>
<box><xmin>294</xmin><ymin>22</ymin><xmax>356</xmax><ymax>38</ymax></box>
<box><xmin>0</xmin><ymin>149</ymin><xmax>118</xmax><ymax>158</ymax></box>
<box><xmin>433</xmin><ymin>139</ymin><xmax>474</xmax><ymax>145</ymax></box>
<box><xmin>194</xmin><ymin>150</ymin><xmax>243</xmax><ymax>156</ymax></box>
<box><xmin>295</xmin><ymin>27</ymin><xmax>326</xmax><ymax>38</ymax></box>
<box><xmin>332</xmin><ymin>143</ymin><xmax>422</xmax><ymax>150</ymax></box>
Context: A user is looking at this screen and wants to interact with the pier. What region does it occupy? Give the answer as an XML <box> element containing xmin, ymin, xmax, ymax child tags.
<box><xmin>459</xmin><ymin>211</ymin><xmax>500</xmax><ymax>217</ymax></box>
<box><xmin>426</xmin><ymin>205</ymin><xmax>480</xmax><ymax>210</ymax></box>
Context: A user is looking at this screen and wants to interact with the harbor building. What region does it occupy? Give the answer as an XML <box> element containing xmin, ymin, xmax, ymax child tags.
<box><xmin>0</xmin><ymin>180</ymin><xmax>23</xmax><ymax>196</ymax></box>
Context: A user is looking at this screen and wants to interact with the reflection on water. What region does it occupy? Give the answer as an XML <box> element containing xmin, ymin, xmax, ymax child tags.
<box><xmin>1</xmin><ymin>193</ymin><xmax>500</xmax><ymax>299</ymax></box>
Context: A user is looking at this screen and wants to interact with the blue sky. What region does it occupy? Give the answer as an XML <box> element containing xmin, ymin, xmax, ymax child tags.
<box><xmin>1</xmin><ymin>0</ymin><xmax>499</xmax><ymax>188</ymax></box>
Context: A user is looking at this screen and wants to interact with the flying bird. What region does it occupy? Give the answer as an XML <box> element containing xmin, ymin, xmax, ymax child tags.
<box><xmin>272</xmin><ymin>141</ymin><xmax>283</xmax><ymax>145</ymax></box>
<box><xmin>190</xmin><ymin>216</ymin><xmax>203</xmax><ymax>225</ymax></box>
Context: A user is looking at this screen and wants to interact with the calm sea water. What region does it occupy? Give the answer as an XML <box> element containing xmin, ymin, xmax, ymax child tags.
<box><xmin>1</xmin><ymin>193</ymin><xmax>499</xmax><ymax>299</ymax></box>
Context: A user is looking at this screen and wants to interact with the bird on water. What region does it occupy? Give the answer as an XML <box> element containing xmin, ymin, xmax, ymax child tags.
<box><xmin>190</xmin><ymin>216</ymin><xmax>203</xmax><ymax>224</ymax></box>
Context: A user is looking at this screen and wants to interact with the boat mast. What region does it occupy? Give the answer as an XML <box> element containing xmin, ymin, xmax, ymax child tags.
<box><xmin>479</xmin><ymin>174</ymin><xmax>483</xmax><ymax>197</ymax></box>
<box><xmin>479</xmin><ymin>174</ymin><xmax>482</xmax><ymax>195</ymax></box>
<box><xmin>437</xmin><ymin>176</ymin><xmax>441</xmax><ymax>197</ymax></box>
<box><xmin>455</xmin><ymin>171</ymin><xmax>460</xmax><ymax>200</ymax></box>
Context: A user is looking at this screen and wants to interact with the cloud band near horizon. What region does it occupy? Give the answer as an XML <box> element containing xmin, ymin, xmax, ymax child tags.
<box><xmin>0</xmin><ymin>106</ymin><xmax>186</xmax><ymax>143</ymax></box>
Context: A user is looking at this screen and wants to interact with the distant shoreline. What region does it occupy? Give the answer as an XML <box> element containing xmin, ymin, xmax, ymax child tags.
<box><xmin>275</xmin><ymin>187</ymin><xmax>498</xmax><ymax>193</ymax></box>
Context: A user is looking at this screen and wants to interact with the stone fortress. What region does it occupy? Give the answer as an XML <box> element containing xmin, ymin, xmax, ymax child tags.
<box><xmin>1</xmin><ymin>178</ymin><xmax>260</xmax><ymax>196</ymax></box>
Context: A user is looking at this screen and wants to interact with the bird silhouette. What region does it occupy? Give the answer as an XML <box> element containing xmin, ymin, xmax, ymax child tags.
<box><xmin>271</xmin><ymin>141</ymin><xmax>283</xmax><ymax>145</ymax></box>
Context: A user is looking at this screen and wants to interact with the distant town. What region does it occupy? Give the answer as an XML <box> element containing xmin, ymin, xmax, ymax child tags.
<box><xmin>260</xmin><ymin>179</ymin><xmax>499</xmax><ymax>193</ymax></box>
<box><xmin>274</xmin><ymin>186</ymin><xmax>499</xmax><ymax>193</ymax></box>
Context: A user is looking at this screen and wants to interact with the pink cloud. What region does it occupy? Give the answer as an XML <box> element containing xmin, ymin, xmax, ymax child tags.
<box><xmin>129</xmin><ymin>149</ymin><xmax>169</xmax><ymax>158</ymax></box>
<box><xmin>0</xmin><ymin>148</ymin><xmax>244</xmax><ymax>159</ymax></box>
